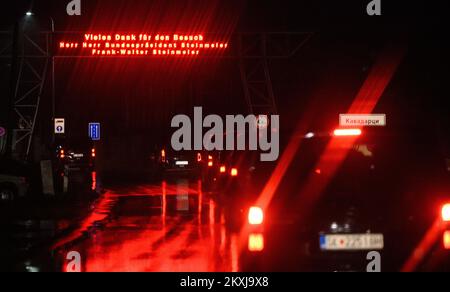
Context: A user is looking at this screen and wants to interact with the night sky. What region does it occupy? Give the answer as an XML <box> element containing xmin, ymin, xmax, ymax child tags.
<box><xmin>1</xmin><ymin>0</ymin><xmax>449</xmax><ymax>154</ymax></box>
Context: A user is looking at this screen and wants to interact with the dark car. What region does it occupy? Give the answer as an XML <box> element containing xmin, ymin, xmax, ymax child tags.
<box><xmin>216</xmin><ymin>128</ymin><xmax>449</xmax><ymax>271</ymax></box>
<box><xmin>54</xmin><ymin>138</ymin><xmax>96</xmax><ymax>173</ymax></box>
<box><xmin>156</xmin><ymin>147</ymin><xmax>205</xmax><ymax>178</ymax></box>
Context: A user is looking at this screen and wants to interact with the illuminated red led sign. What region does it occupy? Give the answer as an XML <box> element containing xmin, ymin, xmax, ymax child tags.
<box><xmin>58</xmin><ymin>33</ymin><xmax>229</xmax><ymax>57</ymax></box>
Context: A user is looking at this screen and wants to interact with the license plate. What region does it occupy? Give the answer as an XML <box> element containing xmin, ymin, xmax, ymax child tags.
<box><xmin>320</xmin><ymin>234</ymin><xmax>384</xmax><ymax>251</ymax></box>
<box><xmin>73</xmin><ymin>154</ymin><xmax>84</xmax><ymax>158</ymax></box>
<box><xmin>176</xmin><ymin>161</ymin><xmax>189</xmax><ymax>166</ymax></box>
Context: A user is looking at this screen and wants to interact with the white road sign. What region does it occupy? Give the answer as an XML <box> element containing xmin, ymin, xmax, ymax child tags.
<box><xmin>54</xmin><ymin>118</ymin><xmax>65</xmax><ymax>134</ymax></box>
<box><xmin>340</xmin><ymin>114</ymin><xmax>386</xmax><ymax>127</ymax></box>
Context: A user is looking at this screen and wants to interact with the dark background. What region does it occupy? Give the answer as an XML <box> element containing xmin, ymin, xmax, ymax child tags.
<box><xmin>0</xmin><ymin>0</ymin><xmax>449</xmax><ymax>170</ymax></box>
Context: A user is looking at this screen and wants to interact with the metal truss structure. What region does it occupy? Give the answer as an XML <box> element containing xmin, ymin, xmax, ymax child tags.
<box><xmin>237</xmin><ymin>32</ymin><xmax>313</xmax><ymax>115</ymax></box>
<box><xmin>0</xmin><ymin>30</ymin><xmax>50</xmax><ymax>159</ymax></box>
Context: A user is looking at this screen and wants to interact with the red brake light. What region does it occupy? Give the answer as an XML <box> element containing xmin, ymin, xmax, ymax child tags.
<box><xmin>161</xmin><ymin>149</ymin><xmax>166</xmax><ymax>163</ymax></box>
<box><xmin>59</xmin><ymin>150</ymin><xmax>65</xmax><ymax>159</ymax></box>
<box><xmin>248</xmin><ymin>207</ymin><xmax>264</xmax><ymax>225</ymax></box>
<box><xmin>333</xmin><ymin>128</ymin><xmax>362</xmax><ymax>137</ymax></box>
<box><xmin>248</xmin><ymin>233</ymin><xmax>265</xmax><ymax>252</ymax></box>
<box><xmin>442</xmin><ymin>204</ymin><xmax>450</xmax><ymax>222</ymax></box>
<box><xmin>231</xmin><ymin>168</ymin><xmax>238</xmax><ymax>177</ymax></box>
<box><xmin>208</xmin><ymin>161</ymin><xmax>213</xmax><ymax>167</ymax></box>
<box><xmin>197</xmin><ymin>153</ymin><xmax>202</xmax><ymax>162</ymax></box>
<box><xmin>91</xmin><ymin>148</ymin><xmax>96</xmax><ymax>158</ymax></box>
<box><xmin>444</xmin><ymin>231</ymin><xmax>450</xmax><ymax>250</ymax></box>
<box><xmin>220</xmin><ymin>166</ymin><xmax>226</xmax><ymax>173</ymax></box>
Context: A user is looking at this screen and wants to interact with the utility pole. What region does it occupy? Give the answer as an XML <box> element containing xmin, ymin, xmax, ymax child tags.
<box><xmin>51</xmin><ymin>17</ymin><xmax>56</xmax><ymax>144</ymax></box>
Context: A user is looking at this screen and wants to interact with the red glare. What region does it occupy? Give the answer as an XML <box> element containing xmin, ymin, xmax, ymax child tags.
<box><xmin>444</xmin><ymin>231</ymin><xmax>450</xmax><ymax>250</ymax></box>
<box><xmin>333</xmin><ymin>129</ymin><xmax>362</xmax><ymax>137</ymax></box>
<box><xmin>208</xmin><ymin>161</ymin><xmax>213</xmax><ymax>167</ymax></box>
<box><xmin>442</xmin><ymin>204</ymin><xmax>450</xmax><ymax>222</ymax></box>
<box><xmin>220</xmin><ymin>166</ymin><xmax>226</xmax><ymax>173</ymax></box>
<box><xmin>230</xmin><ymin>168</ymin><xmax>238</xmax><ymax>177</ymax></box>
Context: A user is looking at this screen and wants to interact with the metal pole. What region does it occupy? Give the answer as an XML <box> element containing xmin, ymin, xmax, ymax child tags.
<box><xmin>50</xmin><ymin>17</ymin><xmax>55</xmax><ymax>144</ymax></box>
<box><xmin>5</xmin><ymin>21</ymin><xmax>19</xmax><ymax>158</ymax></box>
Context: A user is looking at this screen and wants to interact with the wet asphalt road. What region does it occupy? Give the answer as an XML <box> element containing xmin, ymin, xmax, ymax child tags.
<box><xmin>5</xmin><ymin>177</ymin><xmax>440</xmax><ymax>272</ymax></box>
<box><xmin>52</xmin><ymin>179</ymin><xmax>246</xmax><ymax>272</ymax></box>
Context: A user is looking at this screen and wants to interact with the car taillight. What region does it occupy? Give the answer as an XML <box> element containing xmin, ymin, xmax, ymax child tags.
<box><xmin>442</xmin><ymin>204</ymin><xmax>450</xmax><ymax>222</ymax></box>
<box><xmin>248</xmin><ymin>233</ymin><xmax>265</xmax><ymax>252</ymax></box>
<box><xmin>220</xmin><ymin>166</ymin><xmax>226</xmax><ymax>173</ymax></box>
<box><xmin>444</xmin><ymin>231</ymin><xmax>450</xmax><ymax>250</ymax></box>
<box><xmin>161</xmin><ymin>149</ymin><xmax>166</xmax><ymax>163</ymax></box>
<box><xmin>248</xmin><ymin>207</ymin><xmax>264</xmax><ymax>225</ymax></box>
<box><xmin>333</xmin><ymin>128</ymin><xmax>362</xmax><ymax>137</ymax></box>
<box><xmin>59</xmin><ymin>150</ymin><xmax>65</xmax><ymax>159</ymax></box>
<box><xmin>208</xmin><ymin>161</ymin><xmax>213</xmax><ymax>167</ymax></box>
<box><xmin>197</xmin><ymin>153</ymin><xmax>202</xmax><ymax>162</ymax></box>
<box><xmin>91</xmin><ymin>148</ymin><xmax>96</xmax><ymax>158</ymax></box>
<box><xmin>230</xmin><ymin>168</ymin><xmax>238</xmax><ymax>177</ymax></box>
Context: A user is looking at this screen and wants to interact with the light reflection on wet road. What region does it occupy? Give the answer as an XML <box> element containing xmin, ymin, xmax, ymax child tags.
<box><xmin>53</xmin><ymin>179</ymin><xmax>241</xmax><ymax>272</ymax></box>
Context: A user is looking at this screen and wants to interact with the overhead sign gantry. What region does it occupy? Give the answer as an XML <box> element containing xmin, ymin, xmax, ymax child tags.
<box><xmin>0</xmin><ymin>29</ymin><xmax>312</xmax><ymax>159</ymax></box>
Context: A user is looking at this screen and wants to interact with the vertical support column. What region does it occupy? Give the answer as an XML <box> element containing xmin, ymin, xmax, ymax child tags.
<box><xmin>238</xmin><ymin>33</ymin><xmax>278</xmax><ymax>116</ymax></box>
<box><xmin>10</xmin><ymin>28</ymin><xmax>50</xmax><ymax>160</ymax></box>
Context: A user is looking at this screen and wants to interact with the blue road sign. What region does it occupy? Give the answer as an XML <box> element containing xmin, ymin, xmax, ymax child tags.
<box><xmin>89</xmin><ymin>123</ymin><xmax>101</xmax><ymax>141</ymax></box>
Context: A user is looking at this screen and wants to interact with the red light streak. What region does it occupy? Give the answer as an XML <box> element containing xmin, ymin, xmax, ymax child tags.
<box><xmin>91</xmin><ymin>171</ymin><xmax>97</xmax><ymax>191</ymax></box>
<box><xmin>162</xmin><ymin>181</ymin><xmax>167</xmax><ymax>228</ymax></box>
<box><xmin>401</xmin><ymin>218</ymin><xmax>445</xmax><ymax>272</ymax></box>
<box><xmin>198</xmin><ymin>180</ymin><xmax>203</xmax><ymax>225</ymax></box>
